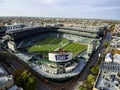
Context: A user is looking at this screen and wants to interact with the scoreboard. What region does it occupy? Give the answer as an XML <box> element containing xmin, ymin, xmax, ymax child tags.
<box><xmin>49</xmin><ymin>52</ymin><xmax>73</xmax><ymax>62</ymax></box>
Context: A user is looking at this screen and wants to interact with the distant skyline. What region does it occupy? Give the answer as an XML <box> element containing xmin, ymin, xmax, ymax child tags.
<box><xmin>0</xmin><ymin>0</ymin><xmax>120</xmax><ymax>20</ymax></box>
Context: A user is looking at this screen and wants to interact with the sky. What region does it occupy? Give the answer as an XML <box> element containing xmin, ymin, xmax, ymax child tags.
<box><xmin>0</xmin><ymin>0</ymin><xmax>120</xmax><ymax>20</ymax></box>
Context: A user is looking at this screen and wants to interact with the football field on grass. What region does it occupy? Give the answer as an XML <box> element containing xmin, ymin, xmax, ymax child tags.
<box><xmin>28</xmin><ymin>37</ymin><xmax>87</xmax><ymax>56</ymax></box>
<box><xmin>63</xmin><ymin>42</ymin><xmax>87</xmax><ymax>55</ymax></box>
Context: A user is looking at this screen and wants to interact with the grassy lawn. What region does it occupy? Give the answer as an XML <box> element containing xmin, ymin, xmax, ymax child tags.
<box><xmin>63</xmin><ymin>42</ymin><xmax>87</xmax><ymax>55</ymax></box>
<box><xmin>28</xmin><ymin>37</ymin><xmax>87</xmax><ymax>56</ymax></box>
<box><xmin>28</xmin><ymin>37</ymin><xmax>69</xmax><ymax>55</ymax></box>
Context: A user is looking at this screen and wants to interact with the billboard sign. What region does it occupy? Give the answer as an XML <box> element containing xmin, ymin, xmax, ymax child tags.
<box><xmin>49</xmin><ymin>52</ymin><xmax>73</xmax><ymax>62</ymax></box>
<box><xmin>55</xmin><ymin>54</ymin><xmax>68</xmax><ymax>61</ymax></box>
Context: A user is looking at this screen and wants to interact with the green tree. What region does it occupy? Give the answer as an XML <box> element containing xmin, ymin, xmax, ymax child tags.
<box><xmin>87</xmin><ymin>74</ymin><xmax>95</xmax><ymax>85</ymax></box>
<box><xmin>86</xmin><ymin>74</ymin><xmax>95</xmax><ymax>89</ymax></box>
<box><xmin>14</xmin><ymin>69</ymin><xmax>37</xmax><ymax>90</ymax></box>
<box><xmin>14</xmin><ymin>68</ymin><xmax>23</xmax><ymax>78</ymax></box>
<box><xmin>103</xmin><ymin>42</ymin><xmax>109</xmax><ymax>48</ymax></box>
<box><xmin>90</xmin><ymin>66</ymin><xmax>99</xmax><ymax>75</ymax></box>
<box><xmin>0</xmin><ymin>51</ymin><xmax>9</xmax><ymax>62</ymax></box>
<box><xmin>79</xmin><ymin>85</ymin><xmax>87</xmax><ymax>90</ymax></box>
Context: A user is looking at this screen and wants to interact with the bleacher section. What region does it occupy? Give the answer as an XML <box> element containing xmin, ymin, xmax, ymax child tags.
<box><xmin>6</xmin><ymin>26</ymin><xmax>100</xmax><ymax>40</ymax></box>
<box><xmin>6</xmin><ymin>26</ymin><xmax>56</xmax><ymax>40</ymax></box>
<box><xmin>15</xmin><ymin>32</ymin><xmax>93</xmax><ymax>49</ymax></box>
<box><xmin>57</xmin><ymin>29</ymin><xmax>98</xmax><ymax>38</ymax></box>
<box><xmin>59</xmin><ymin>27</ymin><xmax>99</xmax><ymax>33</ymax></box>
<box><xmin>16</xmin><ymin>34</ymin><xmax>45</xmax><ymax>48</ymax></box>
<box><xmin>3</xmin><ymin>26</ymin><xmax>103</xmax><ymax>51</ymax></box>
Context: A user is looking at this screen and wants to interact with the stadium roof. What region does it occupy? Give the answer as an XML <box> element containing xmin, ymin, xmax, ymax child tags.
<box><xmin>60</xmin><ymin>27</ymin><xmax>99</xmax><ymax>33</ymax></box>
<box><xmin>57</xmin><ymin>29</ymin><xmax>98</xmax><ymax>38</ymax></box>
<box><xmin>6</xmin><ymin>26</ymin><xmax>42</xmax><ymax>34</ymax></box>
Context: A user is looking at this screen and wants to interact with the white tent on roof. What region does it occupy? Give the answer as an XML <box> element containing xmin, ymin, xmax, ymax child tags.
<box><xmin>105</xmin><ymin>53</ymin><xmax>112</xmax><ymax>62</ymax></box>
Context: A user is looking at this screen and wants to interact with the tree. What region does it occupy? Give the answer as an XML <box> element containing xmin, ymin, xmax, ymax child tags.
<box><xmin>14</xmin><ymin>69</ymin><xmax>37</xmax><ymax>90</ymax></box>
<box><xmin>86</xmin><ymin>74</ymin><xmax>95</xmax><ymax>89</ymax></box>
<box><xmin>90</xmin><ymin>66</ymin><xmax>99</xmax><ymax>75</ymax></box>
<box><xmin>87</xmin><ymin>74</ymin><xmax>95</xmax><ymax>85</ymax></box>
<box><xmin>79</xmin><ymin>85</ymin><xmax>87</xmax><ymax>90</ymax></box>
<box><xmin>14</xmin><ymin>68</ymin><xmax>23</xmax><ymax>77</ymax></box>
<box><xmin>103</xmin><ymin>42</ymin><xmax>109</xmax><ymax>48</ymax></box>
<box><xmin>0</xmin><ymin>51</ymin><xmax>9</xmax><ymax>62</ymax></box>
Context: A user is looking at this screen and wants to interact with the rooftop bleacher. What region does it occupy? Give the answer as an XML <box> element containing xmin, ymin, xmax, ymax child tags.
<box><xmin>95</xmin><ymin>71</ymin><xmax>120</xmax><ymax>90</ymax></box>
<box><xmin>101</xmin><ymin>62</ymin><xmax>120</xmax><ymax>73</ymax></box>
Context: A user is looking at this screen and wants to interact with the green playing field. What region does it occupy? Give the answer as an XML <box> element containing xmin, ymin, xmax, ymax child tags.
<box><xmin>28</xmin><ymin>37</ymin><xmax>87</xmax><ymax>56</ymax></box>
<box><xmin>63</xmin><ymin>42</ymin><xmax>87</xmax><ymax>55</ymax></box>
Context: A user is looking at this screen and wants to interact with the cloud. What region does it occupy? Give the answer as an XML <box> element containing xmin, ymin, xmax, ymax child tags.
<box><xmin>91</xmin><ymin>6</ymin><xmax>120</xmax><ymax>11</ymax></box>
<box><xmin>36</xmin><ymin>0</ymin><xmax>60</xmax><ymax>5</ymax></box>
<box><xmin>0</xmin><ymin>0</ymin><xmax>5</xmax><ymax>6</ymax></box>
<box><xmin>0</xmin><ymin>0</ymin><xmax>120</xmax><ymax>20</ymax></box>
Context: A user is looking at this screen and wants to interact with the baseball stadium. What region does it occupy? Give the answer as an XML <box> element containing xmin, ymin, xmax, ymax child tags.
<box><xmin>0</xmin><ymin>25</ymin><xmax>104</xmax><ymax>82</ymax></box>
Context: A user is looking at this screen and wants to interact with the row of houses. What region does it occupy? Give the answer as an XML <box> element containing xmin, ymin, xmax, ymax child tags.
<box><xmin>93</xmin><ymin>53</ymin><xmax>120</xmax><ymax>90</ymax></box>
<box><xmin>93</xmin><ymin>36</ymin><xmax>120</xmax><ymax>90</ymax></box>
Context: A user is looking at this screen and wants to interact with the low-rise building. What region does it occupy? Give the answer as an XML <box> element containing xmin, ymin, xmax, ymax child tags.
<box><xmin>0</xmin><ymin>75</ymin><xmax>14</xmax><ymax>90</ymax></box>
<box><xmin>110</xmin><ymin>37</ymin><xmax>120</xmax><ymax>48</ymax></box>
<box><xmin>0</xmin><ymin>64</ymin><xmax>14</xmax><ymax>90</ymax></box>
<box><xmin>93</xmin><ymin>53</ymin><xmax>120</xmax><ymax>90</ymax></box>
<box><xmin>0</xmin><ymin>63</ymin><xmax>23</xmax><ymax>90</ymax></box>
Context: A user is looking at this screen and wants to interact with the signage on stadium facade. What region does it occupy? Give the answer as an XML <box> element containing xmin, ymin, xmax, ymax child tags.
<box><xmin>55</xmin><ymin>54</ymin><xmax>69</xmax><ymax>61</ymax></box>
<box><xmin>48</xmin><ymin>52</ymin><xmax>73</xmax><ymax>62</ymax></box>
